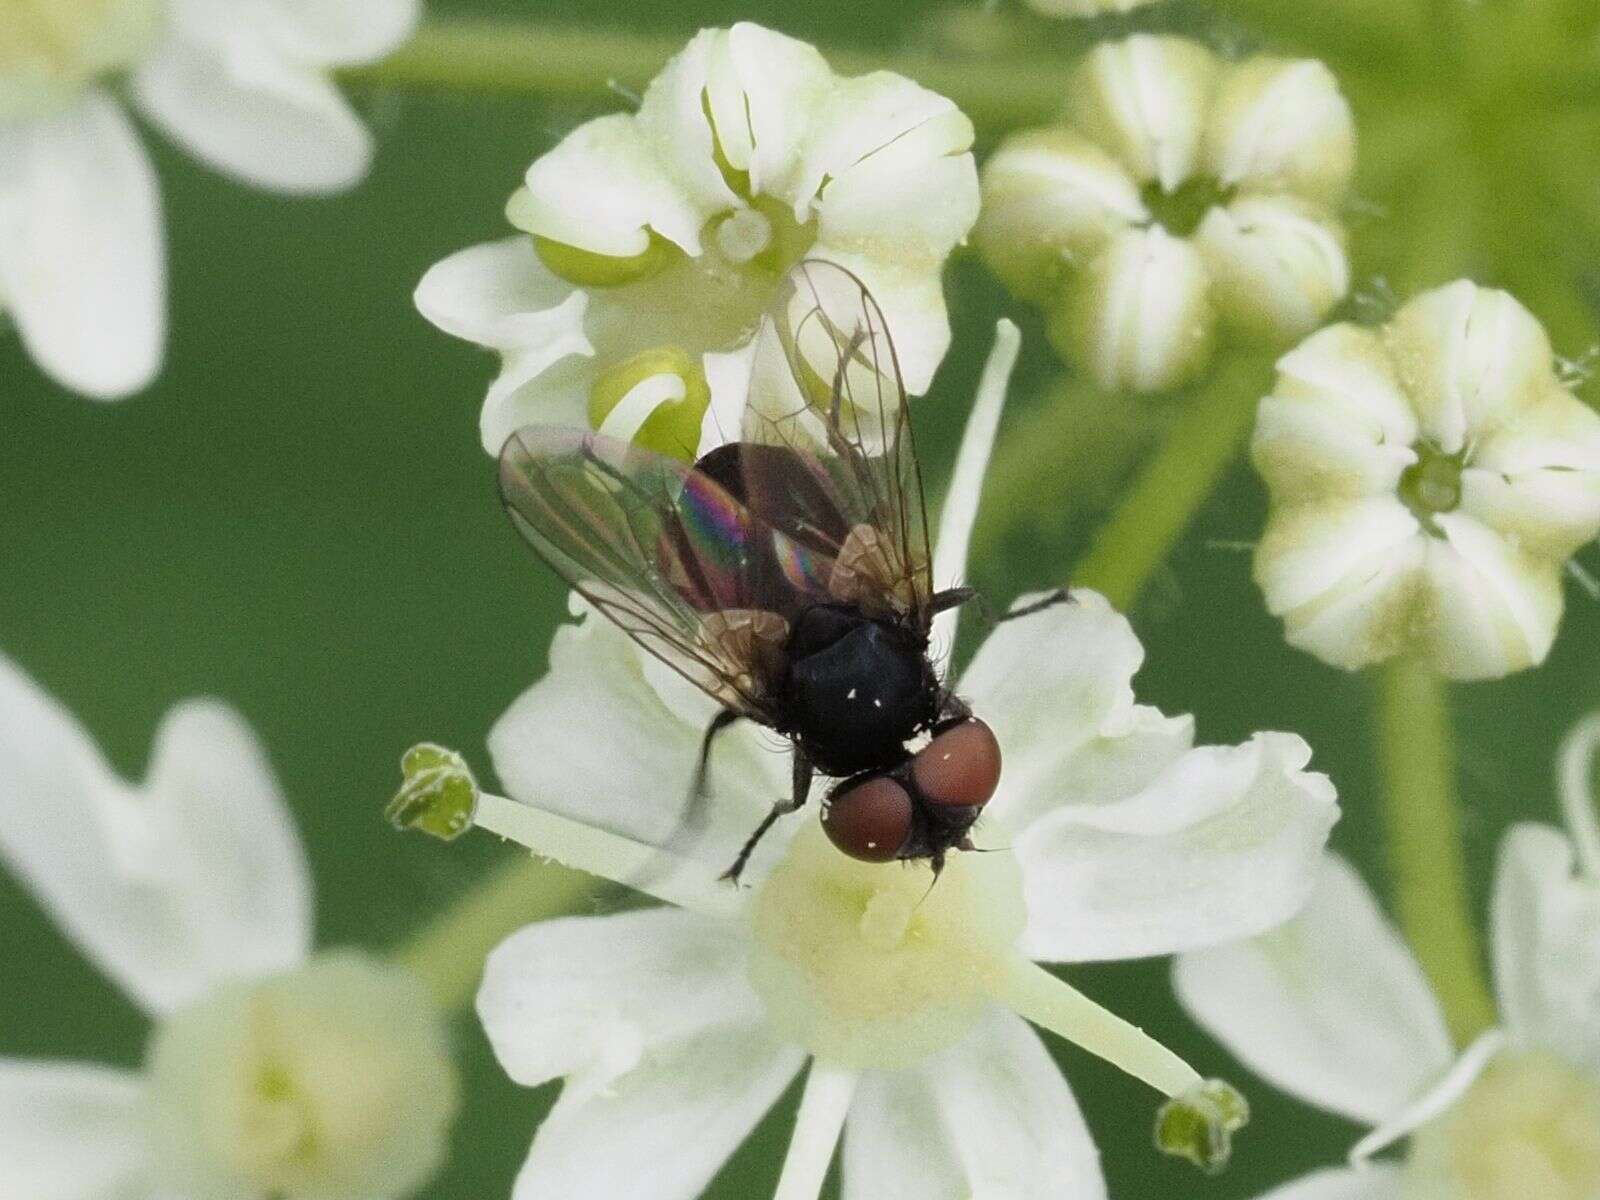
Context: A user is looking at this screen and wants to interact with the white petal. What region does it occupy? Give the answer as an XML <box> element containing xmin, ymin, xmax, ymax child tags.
<box><xmin>806</xmin><ymin>244</ymin><xmax>954</xmax><ymax>397</ymax></box>
<box><xmin>0</xmin><ymin>658</ymin><xmax>311</xmax><ymax>1014</ymax></box>
<box><xmin>1204</xmin><ymin>57</ymin><xmax>1355</xmax><ymax>204</ymax></box>
<box><xmin>0</xmin><ymin>1061</ymin><xmax>148</xmax><ymax>1200</ymax></box>
<box><xmin>1061</xmin><ymin>225</ymin><xmax>1217</xmax><ymax>394</ymax></box>
<box><xmin>842</xmin><ymin>1008</ymin><xmax>1106</xmax><ymax>1200</ymax></box>
<box><xmin>632</xmin><ymin>30</ymin><xmax>744</xmax><ymax>224</ymax></box>
<box><xmin>975</xmin><ymin>128</ymin><xmax>1144</xmax><ymax>302</ymax></box>
<box><xmin>1255</xmin><ymin>1167</ymin><xmax>1406</xmax><ymax>1200</ymax></box>
<box><xmin>1254</xmin><ymin>496</ymin><xmax>1422</xmax><ymax>618</ymax></box>
<box><xmin>488</xmin><ymin>608</ymin><xmax>794</xmax><ymax>884</ymax></box>
<box><xmin>245</xmin><ymin>0</ymin><xmax>419</xmax><ymax>65</ymax></box>
<box><xmin>1254</xmin><ymin>393</ymin><xmax>1416</xmax><ymax>506</ymax></box>
<box><xmin>132</xmin><ymin>30</ymin><xmax>374</xmax><ymax>194</ymax></box>
<box><xmin>413</xmin><ymin>237</ymin><xmax>594</xmax><ymax>453</ymax></box>
<box><xmin>796</xmin><ymin>70</ymin><xmax>973</xmax><ymax>226</ymax></box>
<box><xmin>1175</xmin><ymin>857</ymin><xmax>1454</xmax><ymax>1126</ymax></box>
<box><xmin>1016</xmin><ymin>732</ymin><xmax>1338</xmax><ymax>962</ymax></box>
<box><xmin>1382</xmin><ymin>281</ymin><xmax>1557</xmax><ymax>454</ymax></box>
<box><xmin>1349</xmin><ymin>1031</ymin><xmax>1505</xmax><ymax>1163</ymax></box>
<box><xmin>0</xmin><ymin>93</ymin><xmax>163</xmax><ymax>400</ymax></box>
<box><xmin>1490</xmin><ymin>824</ymin><xmax>1600</xmax><ymax>1074</ymax></box>
<box><xmin>1067</xmin><ymin>34</ymin><xmax>1219</xmax><ymax>191</ymax></box>
<box><xmin>1195</xmin><ymin>194</ymin><xmax>1350</xmax><ymax>343</ymax></box>
<box><xmin>1462</xmin><ymin>386</ymin><xmax>1600</xmax><ymax>561</ymax></box>
<box><xmin>478</xmin><ymin>907</ymin><xmax>760</xmax><ymax>1096</ymax></box>
<box><xmin>511</xmin><ymin>111</ymin><xmax>710</xmax><ymax>258</ymax></box>
<box><xmin>708</xmin><ymin>23</ymin><xmax>834</xmax><ymax>205</ymax></box>
<box><xmin>957</xmin><ymin>591</ymin><xmax>1147</xmax><ymax>829</ymax></box>
<box><xmin>1424</xmin><ymin>514</ymin><xmax>1563</xmax><ymax>680</ymax></box>
<box><xmin>1271</xmin><ymin>323</ymin><xmax>1420</xmax><ymax>447</ymax></box>
<box><xmin>510</xmin><ymin>1023</ymin><xmax>803</xmax><ymax>1200</ymax></box>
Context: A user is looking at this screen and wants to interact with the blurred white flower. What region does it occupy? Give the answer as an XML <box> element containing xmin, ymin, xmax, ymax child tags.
<box><xmin>976</xmin><ymin>35</ymin><xmax>1354</xmax><ymax>393</ymax></box>
<box><xmin>1252</xmin><ymin>281</ymin><xmax>1600</xmax><ymax>680</ymax></box>
<box><xmin>0</xmin><ymin>655</ymin><xmax>457</xmax><ymax>1200</ymax></box>
<box><xmin>1024</xmin><ymin>0</ymin><xmax>1160</xmax><ymax>14</ymax></box>
<box><xmin>1175</xmin><ymin>717</ymin><xmax>1600</xmax><ymax>1200</ymax></box>
<box><xmin>461</xmin><ymin>327</ymin><xmax>1339</xmax><ymax>1199</ymax></box>
<box><xmin>414</xmin><ymin>22</ymin><xmax>981</xmax><ymax>459</ymax></box>
<box><xmin>0</xmin><ymin>0</ymin><xmax>418</xmax><ymax>399</ymax></box>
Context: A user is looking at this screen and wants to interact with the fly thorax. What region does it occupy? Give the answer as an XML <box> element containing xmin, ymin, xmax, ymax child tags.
<box><xmin>745</xmin><ymin>823</ymin><xmax>1027</xmax><ymax>1069</ymax></box>
<box><xmin>143</xmin><ymin>951</ymin><xmax>459</xmax><ymax>1200</ymax></box>
<box><xmin>0</xmin><ymin>0</ymin><xmax>161</xmax><ymax>119</ymax></box>
<box><xmin>1404</xmin><ymin>1050</ymin><xmax>1600</xmax><ymax>1200</ymax></box>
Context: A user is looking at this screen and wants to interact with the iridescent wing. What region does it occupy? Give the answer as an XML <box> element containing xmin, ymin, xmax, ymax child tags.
<box><xmin>736</xmin><ymin>259</ymin><xmax>935</xmax><ymax>628</ymax></box>
<box><xmin>499</xmin><ymin>426</ymin><xmax>806</xmax><ymax>720</ymax></box>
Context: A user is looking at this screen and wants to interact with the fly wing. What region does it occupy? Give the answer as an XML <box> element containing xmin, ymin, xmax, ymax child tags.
<box><xmin>739</xmin><ymin>259</ymin><xmax>935</xmax><ymax>627</ymax></box>
<box><xmin>499</xmin><ymin>426</ymin><xmax>787</xmax><ymax>719</ymax></box>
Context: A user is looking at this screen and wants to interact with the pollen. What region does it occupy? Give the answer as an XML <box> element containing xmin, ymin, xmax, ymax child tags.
<box><xmin>746</xmin><ymin>823</ymin><xmax>1027</xmax><ymax>1070</ymax></box>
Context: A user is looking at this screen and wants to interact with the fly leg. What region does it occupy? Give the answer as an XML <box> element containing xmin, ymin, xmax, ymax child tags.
<box><xmin>995</xmin><ymin>587</ymin><xmax>1072</xmax><ymax>625</ymax></box>
<box><xmin>722</xmin><ymin>751</ymin><xmax>814</xmax><ymax>884</ymax></box>
<box><xmin>690</xmin><ymin>709</ymin><xmax>743</xmax><ymax>806</ymax></box>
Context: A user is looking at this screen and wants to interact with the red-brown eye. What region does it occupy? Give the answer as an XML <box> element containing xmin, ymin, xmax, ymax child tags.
<box><xmin>912</xmin><ymin>718</ymin><xmax>1002</xmax><ymax>809</ymax></box>
<box><xmin>822</xmin><ymin>775</ymin><xmax>913</xmax><ymax>862</ymax></box>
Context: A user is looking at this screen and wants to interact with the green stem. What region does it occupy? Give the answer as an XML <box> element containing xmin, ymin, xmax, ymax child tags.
<box><xmin>1372</xmin><ymin>657</ymin><xmax>1497</xmax><ymax>1046</ymax></box>
<box><xmin>343</xmin><ymin>20</ymin><xmax>1069</xmax><ymax>131</ymax></box>
<box><xmin>395</xmin><ymin>853</ymin><xmax>598</xmax><ymax>1011</ymax></box>
<box><xmin>1071</xmin><ymin>353</ymin><xmax>1270</xmax><ymax>612</ymax></box>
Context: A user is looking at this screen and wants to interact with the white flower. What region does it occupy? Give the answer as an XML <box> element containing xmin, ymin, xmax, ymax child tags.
<box><xmin>0</xmin><ymin>654</ymin><xmax>457</xmax><ymax>1200</ymax></box>
<box><xmin>1175</xmin><ymin>713</ymin><xmax>1600</xmax><ymax>1200</ymax></box>
<box><xmin>1252</xmin><ymin>281</ymin><xmax>1600</xmax><ymax>680</ymax></box>
<box><xmin>414</xmin><ymin>22</ymin><xmax>981</xmax><ymax>459</ymax></box>
<box><xmin>975</xmin><ymin>35</ymin><xmax>1354</xmax><ymax>393</ymax></box>
<box><xmin>456</xmin><ymin>325</ymin><xmax>1340</xmax><ymax>1198</ymax></box>
<box><xmin>1</xmin><ymin>0</ymin><xmax>418</xmax><ymax>399</ymax></box>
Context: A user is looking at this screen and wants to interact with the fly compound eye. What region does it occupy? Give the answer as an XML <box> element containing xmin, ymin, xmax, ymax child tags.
<box><xmin>822</xmin><ymin>774</ymin><xmax>913</xmax><ymax>862</ymax></box>
<box><xmin>912</xmin><ymin>717</ymin><xmax>1002</xmax><ymax>809</ymax></box>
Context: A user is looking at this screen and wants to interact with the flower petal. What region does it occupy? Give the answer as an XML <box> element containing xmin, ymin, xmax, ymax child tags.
<box><xmin>1462</xmin><ymin>385</ymin><xmax>1600</xmax><ymax>561</ymax></box>
<box><xmin>1016</xmin><ymin>732</ymin><xmax>1338</xmax><ymax>962</ymax></box>
<box><xmin>1195</xmin><ymin>194</ymin><xmax>1350</xmax><ymax>343</ymax></box>
<box><xmin>132</xmin><ymin>26</ymin><xmax>375</xmax><ymax>194</ymax></box>
<box><xmin>1203</xmin><ymin>57</ymin><xmax>1355</xmax><ymax>204</ymax></box>
<box><xmin>1425</xmin><ymin>513</ymin><xmax>1563</xmax><ymax>681</ymax></box>
<box><xmin>478</xmin><ymin>907</ymin><xmax>761</xmax><ymax>1096</ymax></box>
<box><xmin>0</xmin><ymin>92</ymin><xmax>163</xmax><ymax>400</ymax></box>
<box><xmin>1255</xmin><ymin>1167</ymin><xmax>1406</xmax><ymax>1200</ymax></box>
<box><xmin>0</xmin><ymin>1061</ymin><xmax>148</xmax><ymax>1200</ymax></box>
<box><xmin>1381</xmin><ymin>281</ymin><xmax>1557</xmax><ymax>455</ymax></box>
<box><xmin>957</xmin><ymin>591</ymin><xmax>1146</xmax><ymax>828</ymax></box>
<box><xmin>707</xmin><ymin>23</ymin><xmax>833</xmax><ymax>206</ymax></box>
<box><xmin>1254</xmin><ymin>496</ymin><xmax>1422</xmax><ymax>618</ymax></box>
<box><xmin>1059</xmin><ymin>225</ymin><xmax>1217</xmax><ymax>394</ymax></box>
<box><xmin>488</xmin><ymin>606</ymin><xmax>794</xmax><ymax>885</ymax></box>
<box><xmin>1067</xmin><ymin>35</ymin><xmax>1219</xmax><ymax>192</ymax></box>
<box><xmin>807</xmin><ymin>244</ymin><xmax>954</xmax><ymax>397</ymax></box>
<box><xmin>1175</xmin><ymin>856</ymin><xmax>1454</xmax><ymax>1125</ymax></box>
<box><xmin>413</xmin><ymin>237</ymin><xmax>594</xmax><ymax>453</ymax></box>
<box><xmin>243</xmin><ymin>0</ymin><xmax>419</xmax><ymax>65</ymax></box>
<box><xmin>509</xmin><ymin>1023</ymin><xmax>803</xmax><ymax>1200</ymax></box>
<box><xmin>0</xmin><ymin>657</ymin><xmax>312</xmax><ymax>1014</ymax></box>
<box><xmin>1490</xmin><ymin>824</ymin><xmax>1600</xmax><ymax>1074</ymax></box>
<box><xmin>975</xmin><ymin>127</ymin><xmax>1145</xmax><ymax>303</ymax></box>
<box><xmin>842</xmin><ymin>1008</ymin><xmax>1106</xmax><ymax>1200</ymax></box>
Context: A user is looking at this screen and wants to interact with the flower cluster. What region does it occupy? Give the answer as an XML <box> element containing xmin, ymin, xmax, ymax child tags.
<box><xmin>1252</xmin><ymin>281</ymin><xmax>1600</xmax><ymax>680</ymax></box>
<box><xmin>417</xmin><ymin>22</ymin><xmax>980</xmax><ymax>458</ymax></box>
<box><xmin>1</xmin><ymin>0</ymin><xmax>417</xmax><ymax>399</ymax></box>
<box><xmin>1175</xmin><ymin>713</ymin><xmax>1600</xmax><ymax>1200</ymax></box>
<box><xmin>0</xmin><ymin>656</ymin><xmax>458</xmax><ymax>1200</ymax></box>
<box><xmin>976</xmin><ymin>34</ymin><xmax>1355</xmax><ymax>392</ymax></box>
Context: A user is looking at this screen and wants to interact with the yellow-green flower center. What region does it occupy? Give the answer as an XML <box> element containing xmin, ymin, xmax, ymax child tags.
<box><xmin>0</xmin><ymin>0</ymin><xmax>160</xmax><ymax>118</ymax></box>
<box><xmin>746</xmin><ymin>824</ymin><xmax>1027</xmax><ymax>1070</ymax></box>
<box><xmin>143</xmin><ymin>952</ymin><xmax>458</xmax><ymax>1200</ymax></box>
<box><xmin>1400</xmin><ymin>440</ymin><xmax>1467</xmax><ymax>529</ymax></box>
<box><xmin>1405</xmin><ymin>1051</ymin><xmax>1600</xmax><ymax>1200</ymax></box>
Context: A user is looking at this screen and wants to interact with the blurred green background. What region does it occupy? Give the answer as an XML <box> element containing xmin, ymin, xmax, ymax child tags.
<box><xmin>4</xmin><ymin>1</ymin><xmax>1599</xmax><ymax>1197</ymax></box>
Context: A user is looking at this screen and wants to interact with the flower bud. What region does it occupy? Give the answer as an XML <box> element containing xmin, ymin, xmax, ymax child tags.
<box><xmin>1055</xmin><ymin>226</ymin><xmax>1217</xmax><ymax>394</ymax></box>
<box><xmin>975</xmin><ymin>128</ymin><xmax>1145</xmax><ymax>303</ymax></box>
<box><xmin>1195</xmin><ymin>195</ymin><xmax>1350</xmax><ymax>343</ymax></box>
<box><xmin>1203</xmin><ymin>57</ymin><xmax>1356</xmax><ymax>205</ymax></box>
